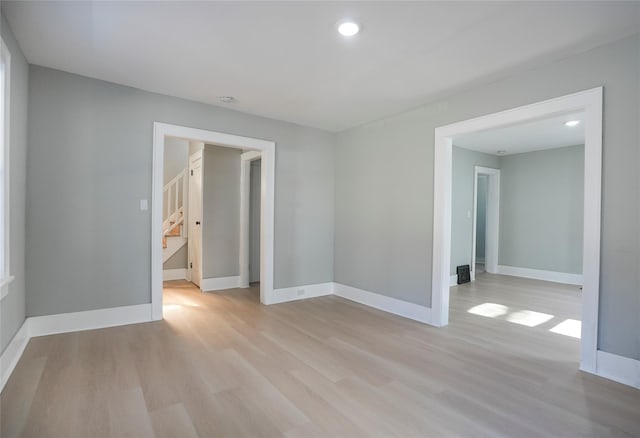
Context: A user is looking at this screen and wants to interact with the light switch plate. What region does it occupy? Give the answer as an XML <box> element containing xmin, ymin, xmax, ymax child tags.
<box><xmin>140</xmin><ymin>199</ymin><xmax>148</xmax><ymax>211</ymax></box>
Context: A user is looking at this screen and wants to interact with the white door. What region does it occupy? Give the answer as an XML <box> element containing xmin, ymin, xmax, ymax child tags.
<box><xmin>188</xmin><ymin>151</ymin><xmax>203</xmax><ymax>287</ymax></box>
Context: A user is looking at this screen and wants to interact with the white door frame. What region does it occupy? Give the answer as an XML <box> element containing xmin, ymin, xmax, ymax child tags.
<box><xmin>239</xmin><ymin>150</ymin><xmax>262</xmax><ymax>288</ymax></box>
<box><xmin>152</xmin><ymin>122</ymin><xmax>276</xmax><ymax>319</ymax></box>
<box><xmin>432</xmin><ymin>87</ymin><xmax>602</xmax><ymax>373</ymax></box>
<box><xmin>471</xmin><ymin>166</ymin><xmax>500</xmax><ymax>280</ymax></box>
<box><xmin>186</xmin><ymin>149</ymin><xmax>203</xmax><ymax>285</ymax></box>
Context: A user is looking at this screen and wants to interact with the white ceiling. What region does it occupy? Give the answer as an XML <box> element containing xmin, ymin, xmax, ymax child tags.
<box><xmin>453</xmin><ymin>111</ymin><xmax>586</xmax><ymax>155</ymax></box>
<box><xmin>3</xmin><ymin>1</ymin><xmax>639</xmax><ymax>132</ymax></box>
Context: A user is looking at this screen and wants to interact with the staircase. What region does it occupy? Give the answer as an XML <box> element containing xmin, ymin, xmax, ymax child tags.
<box><xmin>163</xmin><ymin>168</ymin><xmax>188</xmax><ymax>263</ymax></box>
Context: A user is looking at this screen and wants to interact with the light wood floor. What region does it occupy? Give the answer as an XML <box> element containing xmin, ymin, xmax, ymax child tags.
<box><xmin>2</xmin><ymin>275</ymin><xmax>639</xmax><ymax>437</ymax></box>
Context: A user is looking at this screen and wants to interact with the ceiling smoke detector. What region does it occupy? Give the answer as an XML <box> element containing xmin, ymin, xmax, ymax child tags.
<box><xmin>219</xmin><ymin>96</ymin><xmax>235</xmax><ymax>103</ymax></box>
<box><xmin>496</xmin><ymin>150</ymin><xmax>507</xmax><ymax>155</ymax></box>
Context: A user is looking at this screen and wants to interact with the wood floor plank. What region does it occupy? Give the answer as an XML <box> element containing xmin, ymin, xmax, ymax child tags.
<box><xmin>149</xmin><ymin>403</ymin><xmax>199</xmax><ymax>438</ymax></box>
<box><xmin>1</xmin><ymin>275</ymin><xmax>639</xmax><ymax>437</ymax></box>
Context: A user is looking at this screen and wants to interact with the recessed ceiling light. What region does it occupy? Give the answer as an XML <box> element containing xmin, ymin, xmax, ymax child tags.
<box><xmin>338</xmin><ymin>21</ymin><xmax>360</xmax><ymax>37</ymax></box>
<box><xmin>219</xmin><ymin>96</ymin><xmax>235</xmax><ymax>103</ymax></box>
<box><xmin>565</xmin><ymin>120</ymin><xmax>580</xmax><ymax>127</ymax></box>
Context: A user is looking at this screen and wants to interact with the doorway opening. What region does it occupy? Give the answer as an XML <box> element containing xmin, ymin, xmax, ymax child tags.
<box><xmin>471</xmin><ymin>167</ymin><xmax>500</xmax><ymax>280</ymax></box>
<box><xmin>474</xmin><ymin>174</ymin><xmax>488</xmax><ymax>276</ymax></box>
<box><xmin>239</xmin><ymin>150</ymin><xmax>262</xmax><ymax>288</ymax></box>
<box><xmin>449</xmin><ymin>114</ymin><xmax>586</xmax><ymax>369</ymax></box>
<box><xmin>432</xmin><ymin>88</ymin><xmax>602</xmax><ymax>373</ymax></box>
<box><xmin>152</xmin><ymin>123</ymin><xmax>276</xmax><ymax>320</ymax></box>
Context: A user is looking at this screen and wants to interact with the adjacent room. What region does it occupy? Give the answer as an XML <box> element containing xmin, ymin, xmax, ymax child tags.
<box><xmin>448</xmin><ymin>112</ymin><xmax>586</xmax><ymax>366</ymax></box>
<box><xmin>162</xmin><ymin>134</ymin><xmax>264</xmax><ymax>306</ymax></box>
<box><xmin>1</xmin><ymin>1</ymin><xmax>639</xmax><ymax>437</ymax></box>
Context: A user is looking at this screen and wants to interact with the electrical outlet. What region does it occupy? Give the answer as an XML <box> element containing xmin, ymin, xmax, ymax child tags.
<box><xmin>297</xmin><ymin>289</ymin><xmax>305</xmax><ymax>296</ymax></box>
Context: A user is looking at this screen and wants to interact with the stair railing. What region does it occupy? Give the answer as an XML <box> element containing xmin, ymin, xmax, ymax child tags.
<box><xmin>163</xmin><ymin>168</ymin><xmax>188</xmax><ymax>237</ymax></box>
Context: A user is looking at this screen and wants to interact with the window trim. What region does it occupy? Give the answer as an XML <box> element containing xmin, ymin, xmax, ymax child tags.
<box><xmin>0</xmin><ymin>36</ymin><xmax>13</xmax><ymax>300</ymax></box>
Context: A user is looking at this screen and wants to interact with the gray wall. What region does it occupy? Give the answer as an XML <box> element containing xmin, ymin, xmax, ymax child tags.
<box><xmin>162</xmin><ymin>137</ymin><xmax>189</xmax><ymax>271</ymax></box>
<box><xmin>163</xmin><ymin>245</ymin><xmax>187</xmax><ymax>270</ymax></box>
<box><xmin>500</xmin><ymin>145</ymin><xmax>584</xmax><ymax>274</ymax></box>
<box><xmin>450</xmin><ymin>146</ymin><xmax>499</xmax><ymax>276</ymax></box>
<box><xmin>163</xmin><ymin>136</ymin><xmax>189</xmax><ymax>221</ymax></box>
<box><xmin>0</xmin><ymin>13</ymin><xmax>28</xmax><ymax>353</ymax></box>
<box><xmin>475</xmin><ymin>175</ymin><xmax>488</xmax><ymax>261</ymax></box>
<box><xmin>164</xmin><ymin>137</ymin><xmax>189</xmax><ymax>185</ymax></box>
<box><xmin>202</xmin><ymin>144</ymin><xmax>241</xmax><ymax>279</ymax></box>
<box><xmin>335</xmin><ymin>34</ymin><xmax>640</xmax><ymax>360</ymax></box>
<box><xmin>26</xmin><ymin>65</ymin><xmax>335</xmax><ymax>317</ymax></box>
<box><xmin>250</xmin><ymin>160</ymin><xmax>261</xmax><ymax>283</ymax></box>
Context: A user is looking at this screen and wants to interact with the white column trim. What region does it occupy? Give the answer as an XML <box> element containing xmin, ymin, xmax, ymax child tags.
<box><xmin>595</xmin><ymin>350</ymin><xmax>640</xmax><ymax>389</ymax></box>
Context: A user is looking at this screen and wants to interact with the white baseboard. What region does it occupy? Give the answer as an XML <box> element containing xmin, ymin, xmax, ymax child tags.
<box><xmin>0</xmin><ymin>320</ymin><xmax>30</xmax><ymax>393</ymax></box>
<box><xmin>496</xmin><ymin>265</ymin><xmax>583</xmax><ymax>285</ymax></box>
<box><xmin>29</xmin><ymin>304</ymin><xmax>153</xmax><ymax>338</ymax></box>
<box><xmin>163</xmin><ymin>268</ymin><xmax>187</xmax><ymax>281</ymax></box>
<box><xmin>1</xmin><ymin>303</ymin><xmax>153</xmax><ymax>393</ymax></box>
<box><xmin>270</xmin><ymin>282</ymin><xmax>334</xmax><ymax>304</ymax></box>
<box><xmin>3</xmin><ymin>289</ymin><xmax>637</xmax><ymax>395</ymax></box>
<box><xmin>200</xmin><ymin>276</ymin><xmax>241</xmax><ymax>292</ymax></box>
<box><xmin>334</xmin><ymin>283</ymin><xmax>433</xmax><ymax>325</ymax></box>
<box><xmin>595</xmin><ymin>350</ymin><xmax>640</xmax><ymax>389</ymax></box>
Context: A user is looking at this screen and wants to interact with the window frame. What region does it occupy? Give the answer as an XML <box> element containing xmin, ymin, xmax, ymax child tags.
<box><xmin>0</xmin><ymin>36</ymin><xmax>14</xmax><ymax>300</ymax></box>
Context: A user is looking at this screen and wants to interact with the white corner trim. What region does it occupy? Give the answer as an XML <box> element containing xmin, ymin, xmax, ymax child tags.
<box><xmin>200</xmin><ymin>276</ymin><xmax>241</xmax><ymax>292</ymax></box>
<box><xmin>268</xmin><ymin>282</ymin><xmax>334</xmax><ymax>304</ymax></box>
<box><xmin>496</xmin><ymin>265</ymin><xmax>583</xmax><ymax>285</ymax></box>
<box><xmin>0</xmin><ymin>319</ymin><xmax>29</xmax><ymax>393</ymax></box>
<box><xmin>595</xmin><ymin>350</ymin><xmax>640</xmax><ymax>389</ymax></box>
<box><xmin>163</xmin><ymin>268</ymin><xmax>187</xmax><ymax>281</ymax></box>
<box><xmin>334</xmin><ymin>283</ymin><xmax>434</xmax><ymax>325</ymax></box>
<box><xmin>28</xmin><ymin>304</ymin><xmax>153</xmax><ymax>338</ymax></box>
<box><xmin>0</xmin><ymin>275</ymin><xmax>15</xmax><ymax>300</ymax></box>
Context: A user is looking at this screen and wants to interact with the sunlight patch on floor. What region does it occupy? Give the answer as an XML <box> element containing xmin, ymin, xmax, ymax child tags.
<box><xmin>467</xmin><ymin>302</ymin><xmax>579</xmax><ymax>332</ymax></box>
<box><xmin>163</xmin><ymin>304</ymin><xmax>183</xmax><ymax>311</ymax></box>
<box><xmin>550</xmin><ymin>318</ymin><xmax>581</xmax><ymax>338</ymax></box>
<box><xmin>467</xmin><ymin>302</ymin><xmax>509</xmax><ymax>318</ymax></box>
<box><xmin>506</xmin><ymin>310</ymin><xmax>554</xmax><ymax>327</ymax></box>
